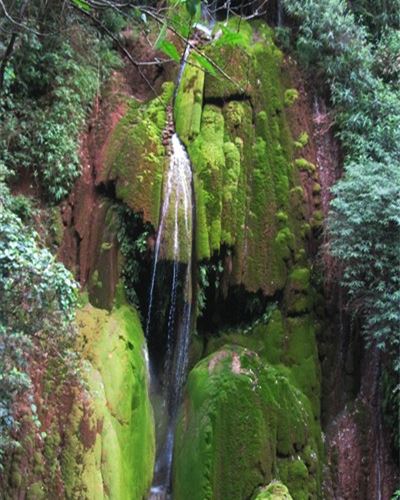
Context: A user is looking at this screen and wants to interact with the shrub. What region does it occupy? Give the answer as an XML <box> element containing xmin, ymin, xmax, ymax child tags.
<box><xmin>283</xmin><ymin>0</ymin><xmax>400</xmax><ymax>371</ymax></box>
<box><xmin>0</xmin><ymin>22</ymin><xmax>121</xmax><ymax>202</ymax></box>
<box><xmin>329</xmin><ymin>160</ymin><xmax>400</xmax><ymax>360</ymax></box>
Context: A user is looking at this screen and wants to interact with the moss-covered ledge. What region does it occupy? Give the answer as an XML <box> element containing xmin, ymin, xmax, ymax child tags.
<box><xmin>99</xmin><ymin>82</ymin><xmax>174</xmax><ymax>227</ymax></box>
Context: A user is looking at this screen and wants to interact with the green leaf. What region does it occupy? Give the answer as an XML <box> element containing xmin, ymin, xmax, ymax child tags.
<box><xmin>192</xmin><ymin>53</ymin><xmax>217</xmax><ymax>76</ymax></box>
<box><xmin>170</xmin><ymin>13</ymin><xmax>190</xmax><ymax>38</ymax></box>
<box><xmin>185</xmin><ymin>0</ymin><xmax>200</xmax><ymax>17</ymax></box>
<box><xmin>154</xmin><ymin>23</ymin><xmax>168</xmax><ymax>49</ymax></box>
<box><xmin>71</xmin><ymin>0</ymin><xmax>91</xmax><ymax>12</ymax></box>
<box><xmin>157</xmin><ymin>40</ymin><xmax>181</xmax><ymax>62</ymax></box>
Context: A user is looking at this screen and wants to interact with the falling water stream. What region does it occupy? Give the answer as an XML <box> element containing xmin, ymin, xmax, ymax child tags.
<box><xmin>147</xmin><ymin>43</ymin><xmax>194</xmax><ymax>499</ymax></box>
<box><xmin>276</xmin><ymin>0</ymin><xmax>283</xmax><ymax>27</ymax></box>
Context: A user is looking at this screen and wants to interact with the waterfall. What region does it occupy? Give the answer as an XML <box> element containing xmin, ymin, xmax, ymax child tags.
<box><xmin>147</xmin><ymin>132</ymin><xmax>194</xmax><ymax>499</ymax></box>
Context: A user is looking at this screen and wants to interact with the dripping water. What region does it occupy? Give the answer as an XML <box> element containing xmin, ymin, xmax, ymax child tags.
<box><xmin>146</xmin><ymin>39</ymin><xmax>192</xmax><ymax>343</ymax></box>
<box><xmin>276</xmin><ymin>0</ymin><xmax>283</xmax><ymax>27</ymax></box>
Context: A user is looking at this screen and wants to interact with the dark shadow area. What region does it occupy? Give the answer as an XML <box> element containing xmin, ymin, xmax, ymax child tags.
<box><xmin>197</xmin><ymin>247</ymin><xmax>284</xmax><ymax>335</ymax></box>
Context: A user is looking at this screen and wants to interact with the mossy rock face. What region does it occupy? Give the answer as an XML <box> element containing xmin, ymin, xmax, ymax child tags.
<box><xmin>173</xmin><ymin>346</ymin><xmax>320</xmax><ymax>500</ymax></box>
<box><xmin>277</xmin><ymin>456</ymin><xmax>318</xmax><ymax>500</ymax></box>
<box><xmin>202</xmin><ymin>20</ymin><xmax>254</xmax><ymax>99</ymax></box>
<box><xmin>98</xmin><ymin>20</ymin><xmax>310</xmax><ymax>295</ymax></box>
<box><xmin>173</xmin><ymin>20</ymin><xmax>307</xmax><ymax>295</ymax></box>
<box><xmin>87</xmin><ymin>201</ymin><xmax>120</xmax><ymax>310</ymax></box>
<box><xmin>63</xmin><ymin>303</ymin><xmax>155</xmax><ymax>499</ymax></box>
<box><xmin>284</xmin><ymin>267</ymin><xmax>314</xmax><ymax>315</ymax></box>
<box><xmin>283</xmin><ymin>315</ymin><xmax>321</xmax><ymax>419</ymax></box>
<box><xmin>101</xmin><ymin>82</ymin><xmax>174</xmax><ymax>226</ymax></box>
<box><xmin>203</xmin><ymin>44</ymin><xmax>255</xmax><ymax>99</ymax></box>
<box><xmin>205</xmin><ymin>308</ymin><xmax>321</xmax><ymax>419</ymax></box>
<box><xmin>174</xmin><ymin>56</ymin><xmax>205</xmax><ymax>144</ymax></box>
<box><xmin>188</xmin><ymin>104</ymin><xmax>225</xmax><ymax>257</ymax></box>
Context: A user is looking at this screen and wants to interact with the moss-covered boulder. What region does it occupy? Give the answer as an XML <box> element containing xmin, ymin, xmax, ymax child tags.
<box><xmin>4</xmin><ymin>302</ymin><xmax>155</xmax><ymax>499</ymax></box>
<box><xmin>173</xmin><ymin>346</ymin><xmax>321</xmax><ymax>500</ymax></box>
<box><xmin>63</xmin><ymin>303</ymin><xmax>155</xmax><ymax>499</ymax></box>
<box><xmin>253</xmin><ymin>481</ymin><xmax>293</xmax><ymax>499</ymax></box>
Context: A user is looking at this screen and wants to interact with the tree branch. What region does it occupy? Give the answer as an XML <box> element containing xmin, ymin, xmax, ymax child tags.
<box><xmin>0</xmin><ymin>0</ymin><xmax>30</xmax><ymax>92</ymax></box>
<box><xmin>69</xmin><ymin>1</ymin><xmax>169</xmax><ymax>100</ymax></box>
<box><xmin>141</xmin><ymin>7</ymin><xmax>246</xmax><ymax>93</ymax></box>
<box><xmin>0</xmin><ymin>0</ymin><xmax>41</xmax><ymax>34</ymax></box>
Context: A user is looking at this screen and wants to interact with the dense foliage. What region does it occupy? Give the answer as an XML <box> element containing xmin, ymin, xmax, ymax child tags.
<box><xmin>0</xmin><ymin>179</ymin><xmax>78</xmax><ymax>468</ymax></box>
<box><xmin>283</xmin><ymin>0</ymin><xmax>400</xmax><ymax>369</ymax></box>
<box><xmin>0</xmin><ymin>1</ymin><xmax>121</xmax><ymax>201</ymax></box>
<box><xmin>0</xmin><ymin>1</ymin><xmax>107</xmax><ymax>464</ymax></box>
<box><xmin>0</xmin><ymin>4</ymin><xmax>122</xmax><ymax>463</ymax></box>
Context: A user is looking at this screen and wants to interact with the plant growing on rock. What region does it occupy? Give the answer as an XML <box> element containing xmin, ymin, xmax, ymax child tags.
<box><xmin>0</xmin><ymin>2</ymin><xmax>121</xmax><ymax>202</ymax></box>
<box><xmin>0</xmin><ymin>204</ymin><xmax>78</xmax><ymax>469</ymax></box>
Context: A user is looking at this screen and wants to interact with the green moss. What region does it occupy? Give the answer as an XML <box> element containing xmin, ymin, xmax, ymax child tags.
<box><xmin>311</xmin><ymin>210</ymin><xmax>324</xmax><ymax>229</ymax></box>
<box><xmin>189</xmin><ymin>104</ymin><xmax>225</xmax><ymax>255</ymax></box>
<box><xmin>294</xmin><ymin>132</ymin><xmax>309</xmax><ymax>149</ymax></box>
<box><xmin>103</xmin><ymin>82</ymin><xmax>174</xmax><ymax>225</ymax></box>
<box><xmin>173</xmin><ymin>347</ymin><xmax>320</xmax><ymax>500</ymax></box>
<box><xmin>221</xmin><ymin>141</ymin><xmax>241</xmax><ymax>245</ymax></box>
<box><xmin>194</xmin><ymin>175</ymin><xmax>211</xmax><ymax>259</ymax></box>
<box><xmin>284</xmin><ymin>89</ymin><xmax>299</xmax><ymax>106</ymax></box>
<box><xmin>289</xmin><ymin>268</ymin><xmax>311</xmax><ymax>291</ymax></box>
<box><xmin>62</xmin><ymin>303</ymin><xmax>155</xmax><ymax>499</ymax></box>
<box><xmin>301</xmin><ymin>223</ymin><xmax>311</xmax><ymax>239</ymax></box>
<box><xmin>289</xmin><ymin>186</ymin><xmax>306</xmax><ymax>219</ymax></box>
<box><xmin>312</xmin><ymin>182</ymin><xmax>321</xmax><ymax>194</ymax></box>
<box><xmin>253</xmin><ymin>481</ymin><xmax>293</xmax><ymax>499</ymax></box>
<box><xmin>203</xmin><ymin>20</ymin><xmax>255</xmax><ymax>99</ymax></box>
<box><xmin>276</xmin><ymin>211</ymin><xmax>288</xmax><ymax>225</ymax></box>
<box><xmin>275</xmin><ymin>227</ymin><xmax>295</xmax><ymax>261</ymax></box>
<box><xmin>203</xmin><ymin>307</ymin><xmax>287</xmax><ymax>367</ymax></box>
<box><xmin>10</xmin><ymin>470</ymin><xmax>22</xmax><ymax>488</ymax></box>
<box><xmin>284</xmin><ymin>316</ymin><xmax>321</xmax><ymax>418</ymax></box>
<box><xmin>27</xmin><ymin>482</ymin><xmax>45</xmax><ymax>500</ymax></box>
<box><xmin>174</xmin><ymin>56</ymin><xmax>205</xmax><ymax>144</ymax></box>
<box><xmin>277</xmin><ymin>457</ymin><xmax>316</xmax><ymax>500</ymax></box>
<box><xmin>294</xmin><ymin>158</ymin><xmax>316</xmax><ymax>173</ymax></box>
<box><xmin>262</xmin><ymin>309</ymin><xmax>285</xmax><ymax>364</ymax></box>
<box><xmin>243</xmin><ymin>136</ymin><xmax>288</xmax><ymax>291</ymax></box>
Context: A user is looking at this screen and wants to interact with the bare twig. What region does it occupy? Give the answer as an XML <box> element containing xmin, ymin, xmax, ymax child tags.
<box><xmin>69</xmin><ymin>1</ymin><xmax>168</xmax><ymax>100</ymax></box>
<box><xmin>81</xmin><ymin>0</ymin><xmax>247</xmax><ymax>91</ymax></box>
<box><xmin>0</xmin><ymin>0</ymin><xmax>41</xmax><ymax>34</ymax></box>
<box><xmin>0</xmin><ymin>0</ymin><xmax>30</xmax><ymax>91</ymax></box>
